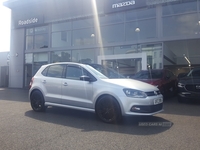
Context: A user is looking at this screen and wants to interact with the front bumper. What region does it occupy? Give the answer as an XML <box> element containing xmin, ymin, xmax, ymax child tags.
<box><xmin>178</xmin><ymin>87</ymin><xmax>200</xmax><ymax>100</ymax></box>
<box><xmin>119</xmin><ymin>95</ymin><xmax>164</xmax><ymax>116</ymax></box>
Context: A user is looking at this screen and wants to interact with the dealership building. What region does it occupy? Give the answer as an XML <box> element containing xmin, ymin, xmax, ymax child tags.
<box><xmin>4</xmin><ymin>0</ymin><xmax>200</xmax><ymax>88</ymax></box>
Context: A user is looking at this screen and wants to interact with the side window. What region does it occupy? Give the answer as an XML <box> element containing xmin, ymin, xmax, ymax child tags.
<box><xmin>46</xmin><ymin>65</ymin><xmax>65</xmax><ymax>78</ymax></box>
<box><xmin>66</xmin><ymin>66</ymin><xmax>82</xmax><ymax>80</ymax></box>
<box><xmin>66</xmin><ymin>65</ymin><xmax>94</xmax><ymax>80</ymax></box>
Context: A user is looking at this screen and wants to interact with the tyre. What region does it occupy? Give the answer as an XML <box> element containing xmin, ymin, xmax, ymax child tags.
<box><xmin>30</xmin><ymin>90</ymin><xmax>46</xmax><ymax>112</ymax></box>
<box><xmin>95</xmin><ymin>95</ymin><xmax>122</xmax><ymax>123</ymax></box>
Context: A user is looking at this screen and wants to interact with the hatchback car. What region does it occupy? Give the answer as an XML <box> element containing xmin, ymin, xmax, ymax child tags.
<box><xmin>29</xmin><ymin>62</ymin><xmax>163</xmax><ymax>123</ymax></box>
<box><xmin>132</xmin><ymin>69</ymin><xmax>178</xmax><ymax>97</ymax></box>
<box><xmin>178</xmin><ymin>67</ymin><xmax>200</xmax><ymax>102</ymax></box>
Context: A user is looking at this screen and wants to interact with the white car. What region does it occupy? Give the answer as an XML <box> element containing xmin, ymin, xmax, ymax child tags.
<box><xmin>29</xmin><ymin>62</ymin><xmax>163</xmax><ymax>123</ymax></box>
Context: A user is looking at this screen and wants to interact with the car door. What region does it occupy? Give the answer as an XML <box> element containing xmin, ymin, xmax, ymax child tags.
<box><xmin>61</xmin><ymin>64</ymin><xmax>94</xmax><ymax>109</ymax></box>
<box><xmin>41</xmin><ymin>64</ymin><xmax>65</xmax><ymax>104</ymax></box>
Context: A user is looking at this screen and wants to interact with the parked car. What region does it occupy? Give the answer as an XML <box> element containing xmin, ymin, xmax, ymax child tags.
<box><xmin>87</xmin><ymin>63</ymin><xmax>125</xmax><ymax>79</ymax></box>
<box><xmin>132</xmin><ymin>69</ymin><xmax>178</xmax><ymax>97</ymax></box>
<box><xmin>178</xmin><ymin>67</ymin><xmax>200</xmax><ymax>102</ymax></box>
<box><xmin>29</xmin><ymin>62</ymin><xmax>163</xmax><ymax>123</ymax></box>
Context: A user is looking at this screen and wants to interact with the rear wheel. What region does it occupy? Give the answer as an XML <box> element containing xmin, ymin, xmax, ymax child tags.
<box><xmin>30</xmin><ymin>90</ymin><xmax>46</xmax><ymax>112</ymax></box>
<box><xmin>95</xmin><ymin>95</ymin><xmax>122</xmax><ymax>123</ymax></box>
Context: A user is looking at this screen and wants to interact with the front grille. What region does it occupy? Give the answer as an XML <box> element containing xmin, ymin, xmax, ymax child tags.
<box><xmin>185</xmin><ymin>84</ymin><xmax>200</xmax><ymax>92</ymax></box>
<box><xmin>145</xmin><ymin>90</ymin><xmax>161</xmax><ymax>96</ymax></box>
<box><xmin>131</xmin><ymin>103</ymin><xmax>163</xmax><ymax>113</ymax></box>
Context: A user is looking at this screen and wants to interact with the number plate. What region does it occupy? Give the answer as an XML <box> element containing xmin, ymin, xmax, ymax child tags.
<box><xmin>154</xmin><ymin>98</ymin><xmax>163</xmax><ymax>105</ymax></box>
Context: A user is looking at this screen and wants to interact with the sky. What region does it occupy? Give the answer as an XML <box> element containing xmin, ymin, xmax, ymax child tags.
<box><xmin>0</xmin><ymin>0</ymin><xmax>10</xmax><ymax>52</ymax></box>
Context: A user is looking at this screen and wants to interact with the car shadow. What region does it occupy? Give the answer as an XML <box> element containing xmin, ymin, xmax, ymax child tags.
<box><xmin>25</xmin><ymin>106</ymin><xmax>172</xmax><ymax>136</ymax></box>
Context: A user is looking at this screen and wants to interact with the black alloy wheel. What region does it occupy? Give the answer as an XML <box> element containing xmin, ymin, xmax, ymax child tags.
<box><xmin>30</xmin><ymin>90</ymin><xmax>46</xmax><ymax>112</ymax></box>
<box><xmin>95</xmin><ymin>95</ymin><xmax>122</xmax><ymax>123</ymax></box>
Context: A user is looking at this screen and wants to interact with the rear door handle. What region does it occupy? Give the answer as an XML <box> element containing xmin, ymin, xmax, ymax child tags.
<box><xmin>42</xmin><ymin>80</ymin><xmax>46</xmax><ymax>84</ymax></box>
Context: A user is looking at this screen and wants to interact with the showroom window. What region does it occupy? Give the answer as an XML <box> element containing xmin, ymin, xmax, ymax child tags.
<box><xmin>72</xmin><ymin>18</ymin><xmax>96</xmax><ymax>46</ymax></box>
<box><xmin>33</xmin><ymin>53</ymin><xmax>48</xmax><ymax>75</ymax></box>
<box><xmin>72</xmin><ymin>28</ymin><xmax>96</xmax><ymax>46</ymax></box>
<box><xmin>125</xmin><ymin>8</ymin><xmax>156</xmax><ymax>42</ymax></box>
<box><xmin>163</xmin><ymin>13</ymin><xmax>199</xmax><ymax>37</ymax></box>
<box><xmin>45</xmin><ymin>64</ymin><xmax>65</xmax><ymax>78</ymax></box>
<box><xmin>162</xmin><ymin>0</ymin><xmax>197</xmax><ymax>16</ymax></box>
<box><xmin>51</xmin><ymin>51</ymin><xmax>71</xmax><ymax>63</ymax></box>
<box><xmin>52</xmin><ymin>22</ymin><xmax>72</xmax><ymax>48</ymax></box>
<box><xmin>71</xmin><ymin>49</ymin><xmax>96</xmax><ymax>63</ymax></box>
<box><xmin>162</xmin><ymin>0</ymin><xmax>198</xmax><ymax>37</ymax></box>
<box><xmin>100</xmin><ymin>24</ymin><xmax>124</xmax><ymax>43</ymax></box>
<box><xmin>26</xmin><ymin>26</ymin><xmax>49</xmax><ymax>50</ymax></box>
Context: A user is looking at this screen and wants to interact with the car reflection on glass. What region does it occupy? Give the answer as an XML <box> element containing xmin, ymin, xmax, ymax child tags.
<box><xmin>132</xmin><ymin>69</ymin><xmax>178</xmax><ymax>97</ymax></box>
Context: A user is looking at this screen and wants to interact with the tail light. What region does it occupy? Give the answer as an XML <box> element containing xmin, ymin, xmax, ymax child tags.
<box><xmin>29</xmin><ymin>77</ymin><xmax>34</xmax><ymax>89</ymax></box>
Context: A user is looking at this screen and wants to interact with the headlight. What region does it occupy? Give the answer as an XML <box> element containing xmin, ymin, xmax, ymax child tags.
<box><xmin>123</xmin><ymin>88</ymin><xmax>147</xmax><ymax>98</ymax></box>
<box><xmin>178</xmin><ymin>83</ymin><xmax>185</xmax><ymax>88</ymax></box>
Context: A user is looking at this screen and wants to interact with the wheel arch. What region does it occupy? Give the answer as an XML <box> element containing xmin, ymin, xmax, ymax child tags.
<box><xmin>95</xmin><ymin>94</ymin><xmax>123</xmax><ymax>115</ymax></box>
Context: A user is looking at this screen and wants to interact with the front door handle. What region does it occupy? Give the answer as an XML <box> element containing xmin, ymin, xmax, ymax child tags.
<box><xmin>63</xmin><ymin>82</ymin><xmax>68</xmax><ymax>86</ymax></box>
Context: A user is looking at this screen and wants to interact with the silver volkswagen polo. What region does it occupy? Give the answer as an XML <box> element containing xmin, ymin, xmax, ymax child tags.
<box><xmin>29</xmin><ymin>62</ymin><xmax>163</xmax><ymax>123</ymax></box>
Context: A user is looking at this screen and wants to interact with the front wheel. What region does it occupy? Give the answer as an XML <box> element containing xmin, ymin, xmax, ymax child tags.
<box><xmin>30</xmin><ymin>90</ymin><xmax>46</xmax><ymax>112</ymax></box>
<box><xmin>95</xmin><ymin>95</ymin><xmax>122</xmax><ymax>123</ymax></box>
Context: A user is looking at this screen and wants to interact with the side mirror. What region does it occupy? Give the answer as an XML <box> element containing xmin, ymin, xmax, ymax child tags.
<box><xmin>80</xmin><ymin>75</ymin><xmax>91</xmax><ymax>81</ymax></box>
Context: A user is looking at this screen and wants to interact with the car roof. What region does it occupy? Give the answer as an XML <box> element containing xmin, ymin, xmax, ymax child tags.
<box><xmin>43</xmin><ymin>62</ymin><xmax>89</xmax><ymax>67</ymax></box>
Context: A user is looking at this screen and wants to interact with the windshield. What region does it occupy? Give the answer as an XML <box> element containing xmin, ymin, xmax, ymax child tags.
<box><xmin>89</xmin><ymin>64</ymin><xmax>125</xmax><ymax>79</ymax></box>
<box><xmin>85</xmin><ymin>65</ymin><xmax>108</xmax><ymax>79</ymax></box>
<box><xmin>133</xmin><ymin>70</ymin><xmax>163</xmax><ymax>79</ymax></box>
<box><xmin>187</xmin><ymin>69</ymin><xmax>200</xmax><ymax>77</ymax></box>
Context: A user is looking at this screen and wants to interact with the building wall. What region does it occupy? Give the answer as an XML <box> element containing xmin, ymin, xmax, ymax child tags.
<box><xmin>9</xmin><ymin>28</ymin><xmax>24</xmax><ymax>88</ymax></box>
<box><xmin>0</xmin><ymin>52</ymin><xmax>9</xmax><ymax>87</ymax></box>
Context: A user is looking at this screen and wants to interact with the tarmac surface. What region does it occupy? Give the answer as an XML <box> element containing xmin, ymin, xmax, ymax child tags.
<box><xmin>0</xmin><ymin>88</ymin><xmax>200</xmax><ymax>150</ymax></box>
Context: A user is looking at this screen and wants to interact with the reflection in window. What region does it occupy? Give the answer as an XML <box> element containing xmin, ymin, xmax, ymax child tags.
<box><xmin>51</xmin><ymin>51</ymin><xmax>71</xmax><ymax>63</ymax></box>
<box><xmin>34</xmin><ymin>34</ymin><xmax>48</xmax><ymax>49</ymax></box>
<box><xmin>46</xmin><ymin>65</ymin><xmax>65</xmax><ymax>78</ymax></box>
<box><xmin>26</xmin><ymin>36</ymin><xmax>33</xmax><ymax>50</ymax></box>
<box><xmin>52</xmin><ymin>22</ymin><xmax>71</xmax><ymax>32</ymax></box>
<box><xmin>163</xmin><ymin>13</ymin><xmax>198</xmax><ymax>37</ymax></box>
<box><xmin>72</xmin><ymin>49</ymin><xmax>95</xmax><ymax>63</ymax></box>
<box><xmin>26</xmin><ymin>26</ymin><xmax>49</xmax><ymax>50</ymax></box>
<box><xmin>99</xmin><ymin>13</ymin><xmax>124</xmax><ymax>25</ymax></box>
<box><xmin>126</xmin><ymin>8</ymin><xmax>156</xmax><ymax>21</ymax></box>
<box><xmin>100</xmin><ymin>24</ymin><xmax>124</xmax><ymax>43</ymax></box>
<box><xmin>162</xmin><ymin>1</ymin><xmax>197</xmax><ymax>16</ymax></box>
<box><xmin>25</xmin><ymin>53</ymin><xmax>33</xmax><ymax>64</ymax></box>
<box><xmin>52</xmin><ymin>31</ymin><xmax>71</xmax><ymax>47</ymax></box>
<box><xmin>66</xmin><ymin>66</ymin><xmax>82</xmax><ymax>80</ymax></box>
<box><xmin>33</xmin><ymin>53</ymin><xmax>48</xmax><ymax>75</ymax></box>
<box><xmin>72</xmin><ymin>28</ymin><xmax>95</xmax><ymax>46</ymax></box>
<box><xmin>125</xmin><ymin>19</ymin><xmax>156</xmax><ymax>41</ymax></box>
<box><xmin>73</xmin><ymin>18</ymin><xmax>94</xmax><ymax>29</ymax></box>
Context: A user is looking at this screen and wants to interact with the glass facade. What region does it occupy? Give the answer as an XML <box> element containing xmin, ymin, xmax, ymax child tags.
<box><xmin>23</xmin><ymin>0</ymin><xmax>200</xmax><ymax>87</ymax></box>
<box><xmin>162</xmin><ymin>0</ymin><xmax>199</xmax><ymax>37</ymax></box>
<box><xmin>26</xmin><ymin>26</ymin><xmax>49</xmax><ymax>50</ymax></box>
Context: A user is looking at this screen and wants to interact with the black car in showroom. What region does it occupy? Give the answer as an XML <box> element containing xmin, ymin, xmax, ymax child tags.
<box><xmin>178</xmin><ymin>67</ymin><xmax>200</xmax><ymax>102</ymax></box>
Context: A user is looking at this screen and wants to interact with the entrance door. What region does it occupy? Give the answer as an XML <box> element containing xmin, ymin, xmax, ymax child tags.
<box><xmin>98</xmin><ymin>53</ymin><xmax>147</xmax><ymax>77</ymax></box>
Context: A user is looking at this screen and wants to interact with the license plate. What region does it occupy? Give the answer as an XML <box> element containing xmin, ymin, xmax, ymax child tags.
<box><xmin>154</xmin><ymin>98</ymin><xmax>163</xmax><ymax>105</ymax></box>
